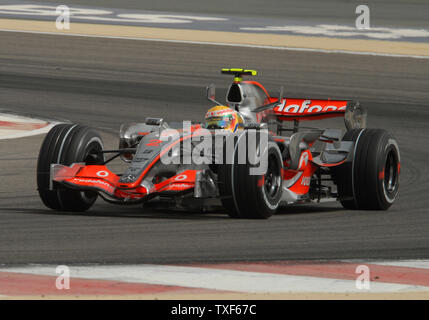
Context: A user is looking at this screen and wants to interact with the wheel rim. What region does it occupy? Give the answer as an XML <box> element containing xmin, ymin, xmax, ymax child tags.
<box><xmin>84</xmin><ymin>142</ymin><xmax>103</xmax><ymax>165</ymax></box>
<box><xmin>264</xmin><ymin>153</ymin><xmax>281</xmax><ymax>200</ymax></box>
<box><xmin>384</xmin><ymin>149</ymin><xmax>398</xmax><ymax>194</ymax></box>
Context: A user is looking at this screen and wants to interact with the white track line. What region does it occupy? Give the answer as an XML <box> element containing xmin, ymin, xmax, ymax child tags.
<box><xmin>0</xmin><ymin>28</ymin><xmax>428</xmax><ymax>59</ymax></box>
<box><xmin>369</xmin><ymin>260</ymin><xmax>429</xmax><ymax>270</ymax></box>
<box><xmin>0</xmin><ymin>122</ymin><xmax>58</xmax><ymax>140</ymax></box>
<box><xmin>1</xmin><ymin>264</ymin><xmax>427</xmax><ymax>293</ymax></box>
<box><xmin>0</xmin><ymin>113</ymin><xmax>59</xmax><ymax>140</ymax></box>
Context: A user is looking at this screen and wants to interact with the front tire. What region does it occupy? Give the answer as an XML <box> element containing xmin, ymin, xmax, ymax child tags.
<box><xmin>335</xmin><ymin>128</ymin><xmax>400</xmax><ymax>210</ymax></box>
<box><xmin>217</xmin><ymin>133</ymin><xmax>283</xmax><ymax>219</ymax></box>
<box><xmin>37</xmin><ymin>124</ymin><xmax>104</xmax><ymax>211</ymax></box>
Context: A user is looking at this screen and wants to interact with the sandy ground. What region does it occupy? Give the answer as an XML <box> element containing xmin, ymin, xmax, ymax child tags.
<box><xmin>1</xmin><ymin>18</ymin><xmax>429</xmax><ymax>57</ymax></box>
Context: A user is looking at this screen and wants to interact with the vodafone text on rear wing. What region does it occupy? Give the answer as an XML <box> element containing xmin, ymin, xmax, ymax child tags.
<box><xmin>271</xmin><ymin>98</ymin><xmax>366</xmax><ymax>130</ymax></box>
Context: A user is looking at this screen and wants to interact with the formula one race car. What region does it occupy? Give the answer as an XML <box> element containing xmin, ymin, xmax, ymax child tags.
<box><xmin>36</xmin><ymin>68</ymin><xmax>400</xmax><ymax>218</ymax></box>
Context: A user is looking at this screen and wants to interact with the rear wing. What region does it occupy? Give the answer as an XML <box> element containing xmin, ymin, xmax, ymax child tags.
<box><xmin>273</xmin><ymin>98</ymin><xmax>347</xmax><ymax>121</ymax></box>
<box><xmin>271</xmin><ymin>98</ymin><xmax>366</xmax><ymax>130</ymax></box>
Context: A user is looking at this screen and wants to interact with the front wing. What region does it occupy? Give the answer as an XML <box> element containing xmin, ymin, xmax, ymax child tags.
<box><xmin>51</xmin><ymin>163</ymin><xmax>198</xmax><ymax>201</ymax></box>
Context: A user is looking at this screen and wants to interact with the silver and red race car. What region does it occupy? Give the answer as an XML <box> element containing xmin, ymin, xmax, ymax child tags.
<box><xmin>37</xmin><ymin>68</ymin><xmax>400</xmax><ymax>218</ymax></box>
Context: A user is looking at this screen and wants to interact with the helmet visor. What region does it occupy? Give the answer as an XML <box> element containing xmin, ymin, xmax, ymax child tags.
<box><xmin>205</xmin><ymin>116</ymin><xmax>232</xmax><ymax>129</ymax></box>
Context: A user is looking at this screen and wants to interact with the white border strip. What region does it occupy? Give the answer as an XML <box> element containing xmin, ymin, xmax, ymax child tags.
<box><xmin>0</xmin><ymin>121</ymin><xmax>58</xmax><ymax>140</ymax></box>
<box><xmin>1</xmin><ymin>28</ymin><xmax>429</xmax><ymax>59</ymax></box>
<box><xmin>1</xmin><ymin>264</ymin><xmax>428</xmax><ymax>293</ymax></box>
<box><xmin>369</xmin><ymin>260</ymin><xmax>429</xmax><ymax>270</ymax></box>
<box><xmin>0</xmin><ymin>112</ymin><xmax>61</xmax><ymax>140</ymax></box>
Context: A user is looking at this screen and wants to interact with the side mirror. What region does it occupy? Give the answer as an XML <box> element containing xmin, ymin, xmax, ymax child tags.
<box><xmin>206</xmin><ymin>83</ymin><xmax>220</xmax><ymax>105</ymax></box>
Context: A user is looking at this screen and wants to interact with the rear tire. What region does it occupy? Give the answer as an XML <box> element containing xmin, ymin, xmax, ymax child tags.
<box><xmin>37</xmin><ymin>124</ymin><xmax>104</xmax><ymax>211</ymax></box>
<box><xmin>335</xmin><ymin>129</ymin><xmax>400</xmax><ymax>210</ymax></box>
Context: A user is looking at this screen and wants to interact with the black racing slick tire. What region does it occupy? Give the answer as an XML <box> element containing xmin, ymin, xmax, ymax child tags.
<box><xmin>37</xmin><ymin>123</ymin><xmax>104</xmax><ymax>211</ymax></box>
<box><xmin>335</xmin><ymin>128</ymin><xmax>400</xmax><ymax>210</ymax></box>
<box><xmin>217</xmin><ymin>132</ymin><xmax>283</xmax><ymax>219</ymax></box>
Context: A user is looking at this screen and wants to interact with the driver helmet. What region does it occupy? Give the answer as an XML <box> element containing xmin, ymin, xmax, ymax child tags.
<box><xmin>204</xmin><ymin>106</ymin><xmax>244</xmax><ymax>133</ymax></box>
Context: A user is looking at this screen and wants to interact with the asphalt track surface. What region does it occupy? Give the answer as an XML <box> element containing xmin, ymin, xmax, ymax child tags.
<box><xmin>0</xmin><ymin>31</ymin><xmax>429</xmax><ymax>265</ymax></box>
<box><xmin>27</xmin><ymin>0</ymin><xmax>429</xmax><ymax>28</ymax></box>
<box><xmin>3</xmin><ymin>0</ymin><xmax>429</xmax><ymax>42</ymax></box>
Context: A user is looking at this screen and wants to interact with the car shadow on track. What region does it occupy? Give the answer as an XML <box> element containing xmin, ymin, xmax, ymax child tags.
<box><xmin>0</xmin><ymin>203</ymin><xmax>344</xmax><ymax>220</ymax></box>
<box><xmin>0</xmin><ymin>206</ymin><xmax>231</xmax><ymax>220</ymax></box>
<box><xmin>276</xmin><ymin>204</ymin><xmax>344</xmax><ymax>215</ymax></box>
